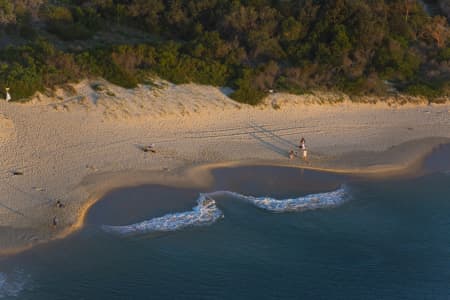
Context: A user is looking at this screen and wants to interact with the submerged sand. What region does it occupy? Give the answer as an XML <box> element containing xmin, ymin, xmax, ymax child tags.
<box><xmin>0</xmin><ymin>79</ymin><xmax>449</xmax><ymax>254</ymax></box>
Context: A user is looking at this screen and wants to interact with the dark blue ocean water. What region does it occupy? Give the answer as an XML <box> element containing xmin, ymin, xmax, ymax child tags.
<box><xmin>1</xmin><ymin>163</ymin><xmax>450</xmax><ymax>299</ymax></box>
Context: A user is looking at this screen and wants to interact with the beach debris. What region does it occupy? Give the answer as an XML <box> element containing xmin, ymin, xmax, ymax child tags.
<box><xmin>32</xmin><ymin>187</ymin><xmax>45</xmax><ymax>192</ymax></box>
<box><xmin>12</xmin><ymin>171</ymin><xmax>23</xmax><ymax>176</ymax></box>
<box><xmin>85</xmin><ymin>164</ymin><xmax>98</xmax><ymax>172</ymax></box>
<box><xmin>56</xmin><ymin>200</ymin><xmax>65</xmax><ymax>208</ymax></box>
<box><xmin>142</xmin><ymin>144</ymin><xmax>156</xmax><ymax>153</ymax></box>
<box><xmin>52</xmin><ymin>216</ymin><xmax>58</xmax><ymax>227</ymax></box>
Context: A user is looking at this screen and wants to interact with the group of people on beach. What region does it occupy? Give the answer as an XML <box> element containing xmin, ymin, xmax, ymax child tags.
<box><xmin>289</xmin><ymin>137</ymin><xmax>308</xmax><ymax>161</ymax></box>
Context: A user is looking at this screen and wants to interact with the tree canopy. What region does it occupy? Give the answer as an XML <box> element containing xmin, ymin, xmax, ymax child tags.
<box><xmin>0</xmin><ymin>0</ymin><xmax>449</xmax><ymax>103</ymax></box>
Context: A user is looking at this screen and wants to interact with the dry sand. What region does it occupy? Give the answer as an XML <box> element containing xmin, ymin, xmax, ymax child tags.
<box><xmin>0</xmin><ymin>79</ymin><xmax>449</xmax><ymax>255</ymax></box>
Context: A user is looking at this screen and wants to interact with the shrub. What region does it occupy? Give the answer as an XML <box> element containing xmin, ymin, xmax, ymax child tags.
<box><xmin>43</xmin><ymin>5</ymin><xmax>96</xmax><ymax>41</ymax></box>
<box><xmin>275</xmin><ymin>76</ymin><xmax>308</xmax><ymax>95</ymax></box>
<box><xmin>438</xmin><ymin>46</ymin><xmax>450</xmax><ymax>61</ymax></box>
<box><xmin>230</xmin><ymin>70</ymin><xmax>266</xmax><ymax>105</ymax></box>
<box><xmin>404</xmin><ymin>83</ymin><xmax>442</xmax><ymax>98</ymax></box>
<box><xmin>103</xmin><ymin>63</ymin><xmax>138</xmax><ymax>88</ymax></box>
<box><xmin>0</xmin><ymin>63</ymin><xmax>43</xmax><ymax>100</ymax></box>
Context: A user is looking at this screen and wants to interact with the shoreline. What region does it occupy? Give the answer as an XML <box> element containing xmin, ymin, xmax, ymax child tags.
<box><xmin>0</xmin><ymin>81</ymin><xmax>449</xmax><ymax>256</ymax></box>
<box><xmin>49</xmin><ymin>138</ymin><xmax>450</xmax><ymax>230</ymax></box>
<box><xmin>1</xmin><ymin>138</ymin><xmax>449</xmax><ymax>257</ymax></box>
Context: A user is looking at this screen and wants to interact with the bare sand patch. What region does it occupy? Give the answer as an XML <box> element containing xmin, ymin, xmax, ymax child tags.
<box><xmin>0</xmin><ymin>113</ymin><xmax>14</xmax><ymax>143</ymax></box>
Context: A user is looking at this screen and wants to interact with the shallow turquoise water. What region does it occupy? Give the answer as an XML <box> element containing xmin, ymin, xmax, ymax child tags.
<box><xmin>1</xmin><ymin>165</ymin><xmax>450</xmax><ymax>299</ymax></box>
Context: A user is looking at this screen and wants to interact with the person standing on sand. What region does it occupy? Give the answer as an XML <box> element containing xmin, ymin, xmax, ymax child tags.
<box><xmin>302</xmin><ymin>147</ymin><xmax>308</xmax><ymax>161</ymax></box>
<box><xmin>299</xmin><ymin>137</ymin><xmax>308</xmax><ymax>162</ymax></box>
<box><xmin>300</xmin><ymin>137</ymin><xmax>306</xmax><ymax>150</ymax></box>
<box><xmin>289</xmin><ymin>150</ymin><xmax>295</xmax><ymax>160</ymax></box>
<box><xmin>5</xmin><ymin>88</ymin><xmax>11</xmax><ymax>102</ymax></box>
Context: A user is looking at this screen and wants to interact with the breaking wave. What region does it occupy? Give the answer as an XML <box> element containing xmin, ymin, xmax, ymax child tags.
<box><xmin>103</xmin><ymin>185</ymin><xmax>349</xmax><ymax>236</ymax></box>
<box><xmin>0</xmin><ymin>269</ymin><xmax>30</xmax><ymax>299</ymax></box>
<box><xmin>102</xmin><ymin>194</ymin><xmax>223</xmax><ymax>236</ymax></box>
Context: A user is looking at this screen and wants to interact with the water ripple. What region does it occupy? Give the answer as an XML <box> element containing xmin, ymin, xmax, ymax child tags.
<box><xmin>0</xmin><ymin>269</ymin><xmax>30</xmax><ymax>299</ymax></box>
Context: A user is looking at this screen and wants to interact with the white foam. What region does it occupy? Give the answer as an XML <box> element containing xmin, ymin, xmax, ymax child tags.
<box><xmin>215</xmin><ymin>185</ymin><xmax>349</xmax><ymax>212</ymax></box>
<box><xmin>102</xmin><ymin>195</ymin><xmax>223</xmax><ymax>236</ymax></box>
<box><xmin>103</xmin><ymin>186</ymin><xmax>349</xmax><ymax>236</ymax></box>
<box><xmin>0</xmin><ymin>269</ymin><xmax>29</xmax><ymax>299</ymax></box>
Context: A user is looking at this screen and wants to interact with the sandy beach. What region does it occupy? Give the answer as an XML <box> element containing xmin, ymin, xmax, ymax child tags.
<box><xmin>0</xmin><ymin>79</ymin><xmax>449</xmax><ymax>255</ymax></box>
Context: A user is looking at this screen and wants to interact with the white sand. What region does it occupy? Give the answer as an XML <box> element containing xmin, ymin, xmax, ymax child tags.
<box><xmin>0</xmin><ymin>79</ymin><xmax>449</xmax><ymax>254</ymax></box>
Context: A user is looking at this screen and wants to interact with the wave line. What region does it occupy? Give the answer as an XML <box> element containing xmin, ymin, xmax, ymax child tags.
<box><xmin>102</xmin><ymin>185</ymin><xmax>349</xmax><ymax>236</ymax></box>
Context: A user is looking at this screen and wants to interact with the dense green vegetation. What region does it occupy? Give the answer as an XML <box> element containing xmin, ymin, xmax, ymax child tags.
<box><xmin>0</xmin><ymin>0</ymin><xmax>449</xmax><ymax>104</ymax></box>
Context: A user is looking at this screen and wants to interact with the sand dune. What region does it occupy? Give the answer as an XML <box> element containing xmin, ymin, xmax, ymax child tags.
<box><xmin>0</xmin><ymin>79</ymin><xmax>449</xmax><ymax>254</ymax></box>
